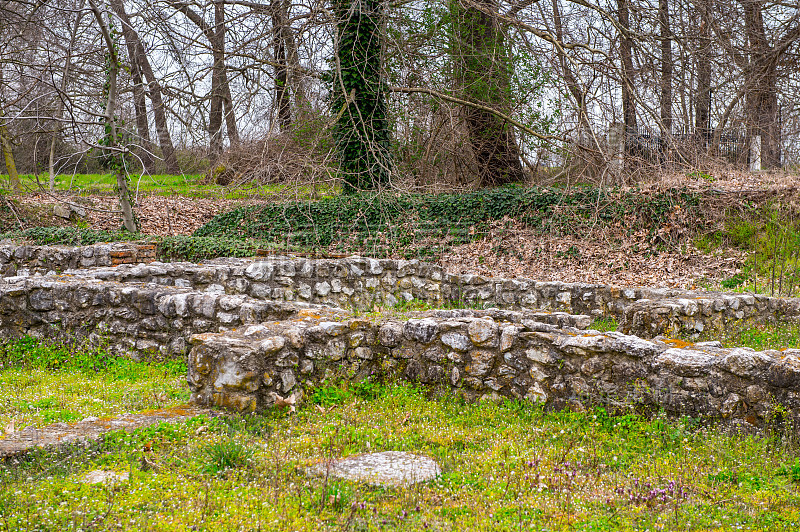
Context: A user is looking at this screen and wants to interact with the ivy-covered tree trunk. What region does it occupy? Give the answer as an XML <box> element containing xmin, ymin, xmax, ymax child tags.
<box><xmin>451</xmin><ymin>0</ymin><xmax>524</xmax><ymax>187</ymax></box>
<box><xmin>330</xmin><ymin>0</ymin><xmax>392</xmax><ymax>192</ymax></box>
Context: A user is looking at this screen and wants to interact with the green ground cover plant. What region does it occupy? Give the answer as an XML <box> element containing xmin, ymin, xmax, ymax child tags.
<box><xmin>695</xmin><ymin>202</ymin><xmax>800</xmax><ymax>297</ymax></box>
<box><xmin>0</xmin><ymin>338</ymin><xmax>188</xmax><ymax>431</ymax></box>
<box><xmin>0</xmin><ymin>227</ymin><xmax>306</xmax><ymax>262</ymax></box>
<box><xmin>195</xmin><ymin>186</ymin><xmax>701</xmax><ymax>258</ymax></box>
<box><xmin>589</xmin><ymin>317</ymin><xmax>619</xmax><ymax>332</ymax></box>
<box><xmin>2</xmin><ymin>376</ymin><xmax>799</xmax><ymax>531</ymax></box>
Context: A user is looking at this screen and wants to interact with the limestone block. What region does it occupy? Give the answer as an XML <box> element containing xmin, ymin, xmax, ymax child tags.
<box><xmin>441</xmin><ymin>332</ymin><xmax>471</xmax><ymax>352</ymax></box>
<box><xmin>467</xmin><ymin>318</ymin><xmax>498</xmax><ymax>346</ymax></box>
<box><xmin>404</xmin><ymin>318</ymin><xmax>439</xmax><ymax>344</ymax></box>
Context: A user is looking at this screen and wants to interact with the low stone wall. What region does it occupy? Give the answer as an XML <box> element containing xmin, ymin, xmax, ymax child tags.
<box><xmin>620</xmin><ymin>294</ymin><xmax>800</xmax><ymax>337</ymax></box>
<box><xmin>59</xmin><ymin>257</ymin><xmax>800</xmax><ymax>338</ymax></box>
<box><xmin>0</xmin><ymin>241</ymin><xmax>156</xmax><ymax>276</ymax></box>
<box><xmin>0</xmin><ymin>274</ymin><xmax>590</xmax><ymax>360</ymax></box>
<box><xmin>0</xmin><ymin>275</ymin><xmax>306</xmax><ymax>358</ymax></box>
<box><xmin>0</xmin><ymin>244</ymin><xmax>798</xmax><ymax>426</ymax></box>
<box><xmin>4</xmin><ymin>243</ymin><xmax>800</xmax><ymax>337</ymax></box>
<box><xmin>188</xmin><ymin>311</ymin><xmax>800</xmax><ymax>428</ymax></box>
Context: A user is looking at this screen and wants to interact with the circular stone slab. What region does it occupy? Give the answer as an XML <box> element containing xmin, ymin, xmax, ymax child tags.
<box><xmin>309</xmin><ymin>451</ymin><xmax>441</xmax><ymax>487</ymax></box>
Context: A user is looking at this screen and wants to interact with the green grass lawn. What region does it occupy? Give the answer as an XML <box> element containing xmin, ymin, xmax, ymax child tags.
<box><xmin>1</xmin><ymin>173</ymin><xmax>338</xmax><ymax>200</ymax></box>
<box><xmin>0</xmin><ymin>338</ymin><xmax>188</xmax><ymax>431</ymax></box>
<box><xmin>688</xmin><ymin>319</ymin><xmax>800</xmax><ymax>351</ymax></box>
<box><xmin>2</xmin><ymin>340</ymin><xmax>799</xmax><ymax>531</ymax></box>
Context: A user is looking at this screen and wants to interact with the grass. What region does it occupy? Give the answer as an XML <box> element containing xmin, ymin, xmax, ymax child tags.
<box><xmin>589</xmin><ymin>317</ymin><xmax>619</xmax><ymax>332</ymax></box>
<box><xmin>694</xmin><ymin>204</ymin><xmax>800</xmax><ymax>297</ymax></box>
<box><xmin>688</xmin><ymin>319</ymin><xmax>800</xmax><ymax>351</ymax></box>
<box><xmin>2</xmin><ymin>369</ymin><xmax>800</xmax><ymax>530</ymax></box>
<box><xmin>1</xmin><ymin>173</ymin><xmax>338</xmax><ymax>200</ymax></box>
<box><xmin>0</xmin><ymin>338</ymin><xmax>188</xmax><ymax>432</ymax></box>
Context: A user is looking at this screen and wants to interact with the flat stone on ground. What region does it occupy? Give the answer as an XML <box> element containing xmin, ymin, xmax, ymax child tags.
<box><xmin>308</xmin><ymin>451</ymin><xmax>441</xmax><ymax>487</ymax></box>
<box><xmin>0</xmin><ymin>405</ymin><xmax>209</xmax><ymax>458</ymax></box>
<box><xmin>82</xmin><ymin>470</ymin><xmax>130</xmax><ymax>484</ymax></box>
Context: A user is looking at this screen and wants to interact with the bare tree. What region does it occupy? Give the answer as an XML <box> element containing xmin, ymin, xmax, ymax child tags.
<box><xmin>88</xmin><ymin>0</ymin><xmax>138</xmax><ymax>232</ymax></box>
<box><xmin>110</xmin><ymin>0</ymin><xmax>181</xmax><ymax>174</ymax></box>
<box><xmin>167</xmin><ymin>0</ymin><xmax>240</xmax><ymax>158</ymax></box>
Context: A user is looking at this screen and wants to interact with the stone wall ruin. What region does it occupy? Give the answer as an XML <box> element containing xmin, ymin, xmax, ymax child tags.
<box><xmin>1</xmin><ymin>241</ymin><xmax>798</xmax><ymax>428</ymax></box>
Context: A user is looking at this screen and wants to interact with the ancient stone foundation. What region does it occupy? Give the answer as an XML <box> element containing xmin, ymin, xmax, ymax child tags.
<box><xmin>1</xmin><ymin>242</ymin><xmax>799</xmax><ymax>427</ymax></box>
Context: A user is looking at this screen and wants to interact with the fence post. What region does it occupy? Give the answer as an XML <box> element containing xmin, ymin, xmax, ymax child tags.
<box><xmin>749</xmin><ymin>135</ymin><xmax>761</xmax><ymax>172</ymax></box>
<box><xmin>607</xmin><ymin>122</ymin><xmax>625</xmax><ymax>176</ymax></box>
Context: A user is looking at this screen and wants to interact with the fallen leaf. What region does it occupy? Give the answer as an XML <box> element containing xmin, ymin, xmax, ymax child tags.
<box><xmin>270</xmin><ymin>392</ymin><xmax>297</xmax><ymax>413</ymax></box>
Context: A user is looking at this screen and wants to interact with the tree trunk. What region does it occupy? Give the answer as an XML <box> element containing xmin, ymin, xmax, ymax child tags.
<box><xmin>109</xmin><ymin>0</ymin><xmax>179</xmax><ymax>174</ymax></box>
<box><xmin>452</xmin><ymin>0</ymin><xmax>524</xmax><ymax>187</ymax></box>
<box><xmin>50</xmin><ymin>0</ymin><xmax>86</xmax><ymax>189</ymax></box>
<box><xmin>129</xmin><ymin>56</ymin><xmax>154</xmax><ymax>171</ymax></box>
<box><xmin>552</xmin><ymin>0</ymin><xmax>592</xmax><ymax>148</ymax></box>
<box><xmin>693</xmin><ymin>0</ymin><xmax>712</xmax><ymax>154</ymax></box>
<box><xmin>112</xmin><ymin>0</ymin><xmax>154</xmax><ymax>172</ymax></box>
<box><xmin>0</xmin><ymin>109</ymin><xmax>20</xmax><ymax>193</ymax></box>
<box><xmin>743</xmin><ymin>0</ymin><xmax>781</xmax><ymax>169</ymax></box>
<box><xmin>272</xmin><ymin>0</ymin><xmax>291</xmax><ymax>130</ymax></box>
<box><xmin>214</xmin><ymin>1</ymin><xmax>239</xmax><ymax>147</ymax></box>
<box><xmin>208</xmin><ymin>59</ymin><xmax>224</xmax><ymax>158</ymax></box>
<box><xmin>89</xmin><ymin>0</ymin><xmax>137</xmax><ymax>233</ymax></box>
<box><xmin>280</xmin><ymin>0</ymin><xmax>307</xmax><ymax>118</ymax></box>
<box><xmin>617</xmin><ymin>0</ymin><xmax>637</xmax><ymax>137</ymax></box>
<box><xmin>659</xmin><ymin>0</ymin><xmax>672</xmax><ymax>137</ymax></box>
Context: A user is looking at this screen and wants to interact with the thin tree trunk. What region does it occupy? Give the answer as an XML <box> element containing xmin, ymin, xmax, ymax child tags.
<box><xmin>109</xmin><ymin>0</ymin><xmax>153</xmax><ymax>172</ymax></box>
<box><xmin>170</xmin><ymin>0</ymin><xmax>239</xmax><ymax>158</ymax></box>
<box><xmin>109</xmin><ymin>0</ymin><xmax>180</xmax><ymax>175</ymax></box>
<box><xmin>742</xmin><ymin>0</ymin><xmax>781</xmax><ymax>169</ymax></box>
<box><xmin>129</xmin><ymin>55</ymin><xmax>154</xmax><ymax>171</ymax></box>
<box><xmin>50</xmin><ymin>0</ymin><xmax>86</xmax><ymax>189</ymax></box>
<box><xmin>659</xmin><ymin>0</ymin><xmax>672</xmax><ymax>138</ymax></box>
<box><xmin>0</xmin><ymin>109</ymin><xmax>20</xmax><ymax>193</ymax></box>
<box><xmin>88</xmin><ymin>0</ymin><xmax>137</xmax><ymax>232</ymax></box>
<box><xmin>552</xmin><ymin>0</ymin><xmax>592</xmax><ymax>148</ymax></box>
<box><xmin>617</xmin><ymin>0</ymin><xmax>637</xmax><ymax>136</ymax></box>
<box><xmin>215</xmin><ymin>1</ymin><xmax>239</xmax><ymax>146</ymax></box>
<box><xmin>272</xmin><ymin>0</ymin><xmax>291</xmax><ymax>130</ymax></box>
<box><xmin>694</xmin><ymin>0</ymin><xmax>712</xmax><ymax>154</ymax></box>
<box><xmin>208</xmin><ymin>56</ymin><xmax>223</xmax><ymax>158</ymax></box>
<box><xmin>0</xmin><ymin>65</ymin><xmax>19</xmax><ymax>192</ymax></box>
<box><xmin>277</xmin><ymin>0</ymin><xmax>307</xmax><ymax>120</ymax></box>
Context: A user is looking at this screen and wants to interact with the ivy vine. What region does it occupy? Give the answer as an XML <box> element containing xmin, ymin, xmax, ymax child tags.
<box><xmin>326</xmin><ymin>0</ymin><xmax>393</xmax><ymax>193</ymax></box>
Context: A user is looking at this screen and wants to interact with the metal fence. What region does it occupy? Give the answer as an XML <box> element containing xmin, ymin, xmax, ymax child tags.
<box><xmin>624</xmin><ymin>126</ymin><xmax>748</xmax><ymax>166</ymax></box>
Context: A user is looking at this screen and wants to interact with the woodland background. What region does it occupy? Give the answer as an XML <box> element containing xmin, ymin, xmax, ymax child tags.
<box><xmin>0</xmin><ymin>0</ymin><xmax>798</xmax><ymax>195</ymax></box>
